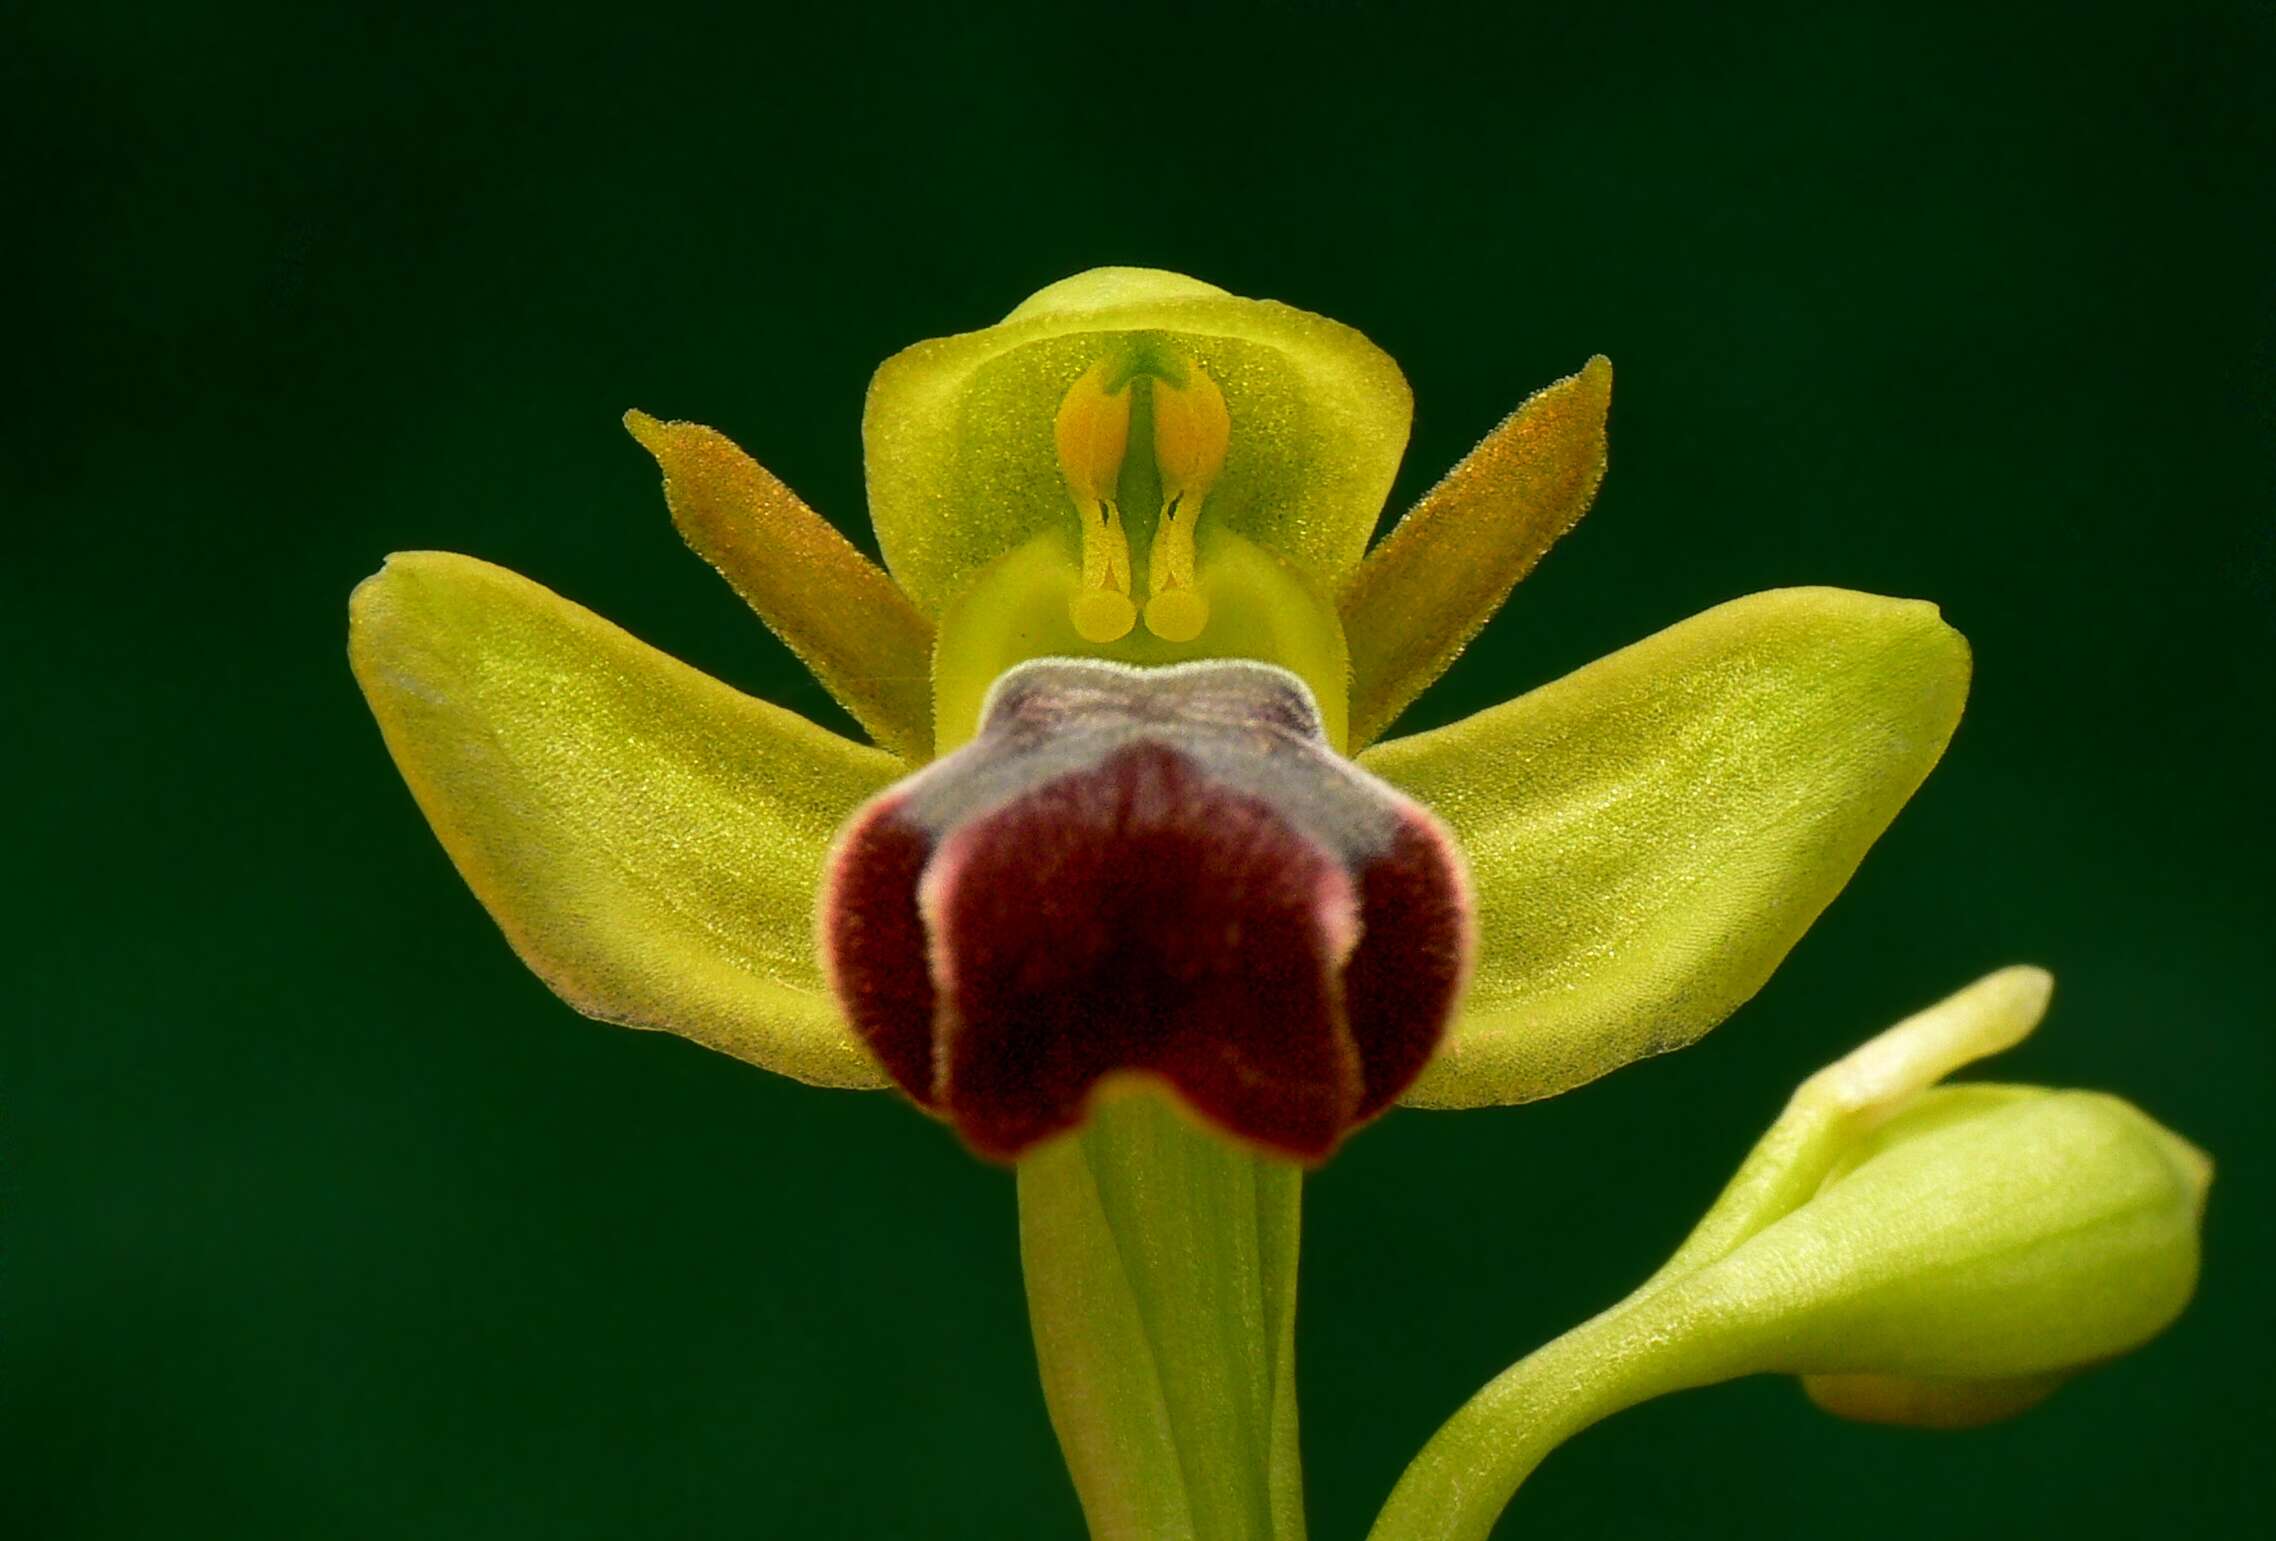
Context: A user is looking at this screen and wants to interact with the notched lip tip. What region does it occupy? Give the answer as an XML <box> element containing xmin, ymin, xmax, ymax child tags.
<box><xmin>962</xmin><ymin>1072</ymin><xmax>1348</xmax><ymax>1168</ymax></box>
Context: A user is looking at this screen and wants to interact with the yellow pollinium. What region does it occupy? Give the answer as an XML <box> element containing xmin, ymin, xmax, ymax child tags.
<box><xmin>1053</xmin><ymin>358</ymin><xmax>1139</xmax><ymax>643</ymax></box>
<box><xmin>1051</xmin><ymin>348</ymin><xmax>1233</xmax><ymax>645</ymax></box>
<box><xmin>1145</xmin><ymin>363</ymin><xmax>1228</xmax><ymax>643</ymax></box>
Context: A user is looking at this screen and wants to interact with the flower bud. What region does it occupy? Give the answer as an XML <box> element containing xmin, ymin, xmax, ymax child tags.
<box><xmin>1720</xmin><ymin>1084</ymin><xmax>2209</xmax><ymax>1393</ymax></box>
<box><xmin>1370</xmin><ymin>971</ymin><xmax>2213</xmax><ymax>1541</ymax></box>
<box><xmin>1642</xmin><ymin>970</ymin><xmax>2210</xmax><ymax>1423</ymax></box>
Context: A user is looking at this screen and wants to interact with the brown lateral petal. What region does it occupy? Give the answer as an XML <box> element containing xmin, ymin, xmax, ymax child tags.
<box><xmin>819</xmin><ymin>658</ymin><xmax>1472</xmax><ymax>1162</ymax></box>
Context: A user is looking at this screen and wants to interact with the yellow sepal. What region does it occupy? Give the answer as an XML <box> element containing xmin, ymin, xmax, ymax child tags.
<box><xmin>1364</xmin><ymin>587</ymin><xmax>1970</xmax><ymax>1108</ymax></box>
<box><xmin>865</xmin><ymin>266</ymin><xmax>1411</xmax><ymax>614</ymax></box>
<box><xmin>349</xmin><ymin>551</ymin><xmax>897</xmax><ymax>1089</ymax></box>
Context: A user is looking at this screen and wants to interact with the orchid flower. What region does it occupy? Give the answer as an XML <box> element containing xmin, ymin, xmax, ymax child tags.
<box><xmin>346</xmin><ymin>268</ymin><xmax>2142</xmax><ymax>1538</ymax></box>
<box><xmin>350</xmin><ymin>267</ymin><xmax>1969</xmax><ymax>1145</ymax></box>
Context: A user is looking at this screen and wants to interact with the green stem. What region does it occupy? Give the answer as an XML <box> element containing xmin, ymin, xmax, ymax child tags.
<box><xmin>1366</xmin><ymin>1282</ymin><xmax>1756</xmax><ymax>1541</ymax></box>
<box><xmin>1017</xmin><ymin>1092</ymin><xmax>1308</xmax><ymax>1541</ymax></box>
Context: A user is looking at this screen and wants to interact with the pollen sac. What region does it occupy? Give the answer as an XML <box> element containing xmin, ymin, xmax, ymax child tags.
<box><xmin>820</xmin><ymin>658</ymin><xmax>1472</xmax><ymax>1162</ymax></box>
<box><xmin>1053</xmin><ymin>358</ymin><xmax>1139</xmax><ymax>643</ymax></box>
<box><xmin>1049</xmin><ymin>345</ymin><xmax>1234</xmax><ymax>647</ymax></box>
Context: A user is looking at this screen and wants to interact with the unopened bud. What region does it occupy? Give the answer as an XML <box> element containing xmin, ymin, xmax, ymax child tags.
<box><xmin>1731</xmin><ymin>1085</ymin><xmax>2208</xmax><ymax>1390</ymax></box>
<box><xmin>1643</xmin><ymin>971</ymin><xmax>2209</xmax><ymax>1422</ymax></box>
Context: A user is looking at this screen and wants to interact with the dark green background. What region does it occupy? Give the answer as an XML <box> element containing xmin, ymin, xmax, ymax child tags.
<box><xmin>9</xmin><ymin>1</ymin><xmax>2269</xmax><ymax>1535</ymax></box>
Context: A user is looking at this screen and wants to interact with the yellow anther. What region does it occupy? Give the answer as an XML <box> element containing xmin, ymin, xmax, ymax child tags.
<box><xmin>1056</xmin><ymin>357</ymin><xmax>1133</xmax><ymax>508</ymax></box>
<box><xmin>1055</xmin><ymin>358</ymin><xmax>1138</xmax><ymax>642</ymax></box>
<box><xmin>1151</xmin><ymin>362</ymin><xmax>1230</xmax><ymax>500</ymax></box>
<box><xmin>1143</xmin><ymin>362</ymin><xmax>1229</xmax><ymax>642</ymax></box>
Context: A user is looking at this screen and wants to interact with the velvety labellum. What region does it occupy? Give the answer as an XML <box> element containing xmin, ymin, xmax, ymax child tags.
<box><xmin>821</xmin><ymin>658</ymin><xmax>1472</xmax><ymax>1160</ymax></box>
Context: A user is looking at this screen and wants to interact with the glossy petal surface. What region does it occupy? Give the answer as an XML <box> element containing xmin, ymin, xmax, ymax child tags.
<box><xmin>1341</xmin><ymin>357</ymin><xmax>1612</xmax><ymax>746</ymax></box>
<box><xmin>823</xmin><ymin>659</ymin><xmax>1469</xmax><ymax>1159</ymax></box>
<box><xmin>864</xmin><ymin>267</ymin><xmax>1412</xmax><ymax>612</ymax></box>
<box><xmin>350</xmin><ymin>551</ymin><xmax>898</xmax><ymax>1088</ymax></box>
<box><xmin>625</xmin><ymin>411</ymin><xmax>936</xmax><ymax>761</ymax></box>
<box><xmin>1363</xmin><ymin>587</ymin><xmax>1969</xmax><ymax>1108</ymax></box>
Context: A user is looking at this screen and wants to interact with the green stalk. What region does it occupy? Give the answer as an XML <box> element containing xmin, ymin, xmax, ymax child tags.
<box><xmin>1017</xmin><ymin>1092</ymin><xmax>1308</xmax><ymax>1541</ymax></box>
<box><xmin>1365</xmin><ymin>1283</ymin><xmax>1754</xmax><ymax>1541</ymax></box>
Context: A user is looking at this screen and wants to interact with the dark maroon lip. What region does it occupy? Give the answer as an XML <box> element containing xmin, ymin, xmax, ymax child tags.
<box><xmin>820</xmin><ymin>658</ymin><xmax>1473</xmax><ymax>1163</ymax></box>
